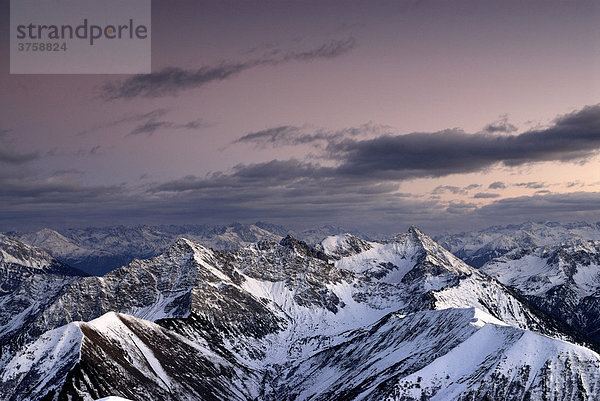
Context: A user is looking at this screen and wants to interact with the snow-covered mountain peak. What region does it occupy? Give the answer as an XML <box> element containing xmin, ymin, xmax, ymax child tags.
<box><xmin>161</xmin><ymin>236</ymin><xmax>219</xmax><ymax>266</ymax></box>
<box><xmin>80</xmin><ymin>310</ymin><xmax>122</xmax><ymax>330</ymax></box>
<box><xmin>321</xmin><ymin>227</ymin><xmax>474</xmax><ymax>285</ymax></box>
<box><xmin>169</xmin><ymin>236</ymin><xmax>202</xmax><ymax>252</ymax></box>
<box><xmin>3</xmin><ymin>310</ymin><xmax>254</xmax><ymax>401</ymax></box>
<box><xmin>0</xmin><ymin>233</ymin><xmax>56</xmax><ymax>270</ymax></box>
<box><xmin>399</xmin><ymin>228</ymin><xmax>474</xmax><ymax>275</ymax></box>
<box><xmin>406</xmin><ymin>225</ymin><xmax>452</xmax><ymax>253</ymax></box>
<box><xmin>407</xmin><ymin>224</ymin><xmax>426</xmax><ymax>237</ymax></box>
<box><xmin>16</xmin><ymin>228</ymin><xmax>93</xmax><ymax>261</ymax></box>
<box><xmin>25</xmin><ymin>228</ymin><xmax>69</xmax><ymax>244</ymax></box>
<box><xmin>0</xmin><ymin>234</ymin><xmax>84</xmax><ymax>276</ymax></box>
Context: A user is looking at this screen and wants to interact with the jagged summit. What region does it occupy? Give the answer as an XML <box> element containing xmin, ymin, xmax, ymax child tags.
<box><xmin>168</xmin><ymin>236</ymin><xmax>212</xmax><ymax>256</ymax></box>
<box><xmin>277</xmin><ymin>234</ymin><xmax>329</xmax><ymax>261</ymax></box>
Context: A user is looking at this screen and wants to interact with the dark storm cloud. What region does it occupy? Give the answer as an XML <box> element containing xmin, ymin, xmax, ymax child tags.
<box><xmin>327</xmin><ymin>104</ymin><xmax>600</xmax><ymax>179</ymax></box>
<box><xmin>482</xmin><ymin>115</ymin><xmax>517</xmax><ymax>134</ymax></box>
<box><xmin>229</xmin><ymin>104</ymin><xmax>600</xmax><ymax>181</ymax></box>
<box><xmin>103</xmin><ymin>37</ymin><xmax>356</xmax><ymax>100</ymax></box>
<box><xmin>473</xmin><ymin>192</ymin><xmax>501</xmax><ymax>199</ymax></box>
<box><xmin>555</xmin><ymin>104</ymin><xmax>600</xmax><ymax>127</ymax></box>
<box><xmin>488</xmin><ymin>181</ymin><xmax>506</xmax><ymax>189</ymax></box>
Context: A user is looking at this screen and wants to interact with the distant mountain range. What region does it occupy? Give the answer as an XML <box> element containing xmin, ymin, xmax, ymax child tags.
<box><xmin>1</xmin><ymin>223</ymin><xmax>600</xmax><ymax>400</ymax></box>
<box><xmin>436</xmin><ymin>221</ymin><xmax>600</xmax><ymax>267</ymax></box>
<box><xmin>6</xmin><ymin>223</ymin><xmax>364</xmax><ymax>275</ymax></box>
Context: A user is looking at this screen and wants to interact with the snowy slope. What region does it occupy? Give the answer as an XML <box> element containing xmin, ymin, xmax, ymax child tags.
<box><xmin>271</xmin><ymin>307</ymin><xmax>600</xmax><ymax>401</ymax></box>
<box><xmin>2</xmin><ymin>312</ymin><xmax>258</xmax><ymax>401</ymax></box>
<box><xmin>387</xmin><ymin>314</ymin><xmax>600</xmax><ymax>401</ymax></box>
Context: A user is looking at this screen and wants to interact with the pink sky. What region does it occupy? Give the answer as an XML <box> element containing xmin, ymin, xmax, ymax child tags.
<box><xmin>0</xmin><ymin>0</ymin><xmax>599</xmax><ymax>234</ymax></box>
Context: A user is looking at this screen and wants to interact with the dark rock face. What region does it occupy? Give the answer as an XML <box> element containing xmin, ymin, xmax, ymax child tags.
<box><xmin>231</xmin><ymin>238</ymin><xmax>351</xmax><ymax>313</ymax></box>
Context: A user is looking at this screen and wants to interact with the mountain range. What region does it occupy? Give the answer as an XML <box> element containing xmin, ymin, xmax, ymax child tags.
<box><xmin>1</xmin><ymin>222</ymin><xmax>600</xmax><ymax>400</ymax></box>
<box><xmin>7</xmin><ymin>223</ymin><xmax>364</xmax><ymax>276</ymax></box>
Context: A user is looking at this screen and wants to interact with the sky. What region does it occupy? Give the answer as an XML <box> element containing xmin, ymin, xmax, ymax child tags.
<box><xmin>1</xmin><ymin>0</ymin><xmax>599</xmax><ymax>235</ymax></box>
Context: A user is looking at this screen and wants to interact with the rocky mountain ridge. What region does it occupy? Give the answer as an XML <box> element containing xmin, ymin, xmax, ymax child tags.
<box><xmin>1</xmin><ymin>227</ymin><xmax>599</xmax><ymax>400</ymax></box>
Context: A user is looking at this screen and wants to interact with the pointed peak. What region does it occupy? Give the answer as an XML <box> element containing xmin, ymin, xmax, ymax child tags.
<box><xmin>408</xmin><ymin>225</ymin><xmax>426</xmax><ymax>237</ymax></box>
<box><xmin>168</xmin><ymin>237</ymin><xmax>214</xmax><ymax>259</ymax></box>
<box><xmin>79</xmin><ymin>311</ymin><xmax>128</xmax><ymax>331</ymax></box>
<box><xmin>406</xmin><ymin>226</ymin><xmax>439</xmax><ymax>249</ymax></box>
<box><xmin>168</xmin><ymin>237</ymin><xmax>199</xmax><ymax>255</ymax></box>
<box><xmin>388</xmin><ymin>226</ymin><xmax>431</xmax><ymax>248</ymax></box>
<box><xmin>174</xmin><ymin>237</ymin><xmax>195</xmax><ymax>247</ymax></box>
